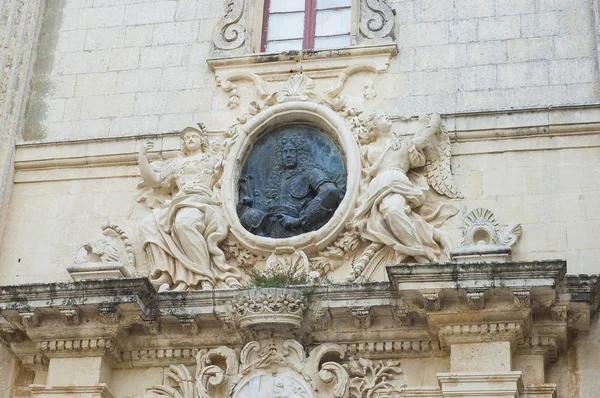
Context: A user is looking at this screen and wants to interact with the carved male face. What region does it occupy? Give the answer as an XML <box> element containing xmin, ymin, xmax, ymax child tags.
<box><xmin>183</xmin><ymin>131</ymin><xmax>203</xmax><ymax>152</ymax></box>
<box><xmin>282</xmin><ymin>143</ymin><xmax>298</xmax><ymax>169</ymax></box>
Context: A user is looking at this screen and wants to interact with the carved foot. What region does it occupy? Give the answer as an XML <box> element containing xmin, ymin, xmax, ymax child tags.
<box><xmin>201</xmin><ymin>281</ymin><xmax>214</xmax><ymax>290</ymax></box>
<box><xmin>158</xmin><ymin>283</ymin><xmax>170</xmax><ymax>293</ymax></box>
<box><xmin>151</xmin><ymin>272</ymin><xmax>173</xmax><ymax>291</ymax></box>
<box><xmin>225</xmin><ymin>277</ymin><xmax>242</xmax><ymax>289</ymax></box>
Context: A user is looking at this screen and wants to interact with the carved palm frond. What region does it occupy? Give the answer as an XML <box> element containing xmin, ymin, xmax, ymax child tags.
<box><xmin>149</xmin><ymin>364</ymin><xmax>196</xmax><ymax>398</ymax></box>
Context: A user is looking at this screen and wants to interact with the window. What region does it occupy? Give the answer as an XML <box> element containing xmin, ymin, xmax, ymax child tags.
<box><xmin>261</xmin><ymin>0</ymin><xmax>352</xmax><ymax>53</ymax></box>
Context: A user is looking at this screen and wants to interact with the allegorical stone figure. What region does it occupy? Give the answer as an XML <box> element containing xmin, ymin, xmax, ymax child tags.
<box><xmin>238</xmin><ymin>134</ymin><xmax>342</xmax><ymax>239</ymax></box>
<box><xmin>353</xmin><ymin>111</ymin><xmax>460</xmax><ymax>263</ymax></box>
<box><xmin>138</xmin><ymin>124</ymin><xmax>242</xmax><ymax>291</ymax></box>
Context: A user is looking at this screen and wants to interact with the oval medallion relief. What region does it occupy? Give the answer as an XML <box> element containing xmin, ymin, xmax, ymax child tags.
<box><xmin>237</xmin><ymin>125</ymin><xmax>346</xmax><ymax>239</ymax></box>
<box><xmin>234</xmin><ymin>372</ymin><xmax>313</xmax><ymax>398</ymax></box>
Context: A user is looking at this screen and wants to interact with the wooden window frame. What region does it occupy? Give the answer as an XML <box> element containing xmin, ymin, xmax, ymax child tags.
<box><xmin>260</xmin><ymin>0</ymin><xmax>352</xmax><ymax>53</ymax></box>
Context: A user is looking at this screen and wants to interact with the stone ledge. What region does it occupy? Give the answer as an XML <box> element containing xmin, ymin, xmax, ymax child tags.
<box><xmin>387</xmin><ymin>260</ymin><xmax>566</xmax><ymax>291</ymax></box>
<box><xmin>206</xmin><ymin>43</ymin><xmax>397</xmax><ymax>81</ymax></box>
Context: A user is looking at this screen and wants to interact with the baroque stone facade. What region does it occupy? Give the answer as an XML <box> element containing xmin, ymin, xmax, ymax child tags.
<box><xmin>0</xmin><ymin>0</ymin><xmax>600</xmax><ymax>397</ymax></box>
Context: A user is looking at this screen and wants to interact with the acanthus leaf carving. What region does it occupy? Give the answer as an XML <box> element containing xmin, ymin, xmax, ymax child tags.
<box><xmin>212</xmin><ymin>0</ymin><xmax>246</xmax><ymax>50</ymax></box>
<box><xmin>344</xmin><ymin>357</ymin><xmax>404</xmax><ymax>398</ymax></box>
<box><xmin>359</xmin><ymin>0</ymin><xmax>395</xmax><ymax>40</ymax></box>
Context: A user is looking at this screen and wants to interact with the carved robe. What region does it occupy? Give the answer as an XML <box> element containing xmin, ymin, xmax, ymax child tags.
<box><xmin>355</xmin><ymin>139</ymin><xmax>457</xmax><ymax>261</ymax></box>
<box><xmin>139</xmin><ymin>155</ymin><xmax>242</xmax><ymax>287</ymax></box>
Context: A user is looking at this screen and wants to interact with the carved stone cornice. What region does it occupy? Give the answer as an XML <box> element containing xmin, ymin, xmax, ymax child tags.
<box><xmin>438</xmin><ymin>322</ymin><xmax>525</xmax><ymax>347</ymax></box>
<box><xmin>387</xmin><ymin>260</ymin><xmax>566</xmax><ymax>291</ymax></box>
<box><xmin>0</xmin><ymin>260</ymin><xmax>596</xmax><ymax>371</ymax></box>
<box><xmin>30</xmin><ymin>384</ymin><xmax>115</xmax><ymax>398</ymax></box>
<box><xmin>36</xmin><ymin>337</ymin><xmax>122</xmax><ymax>364</ymax></box>
<box><xmin>337</xmin><ymin>339</ymin><xmax>444</xmax><ymax>359</ymax></box>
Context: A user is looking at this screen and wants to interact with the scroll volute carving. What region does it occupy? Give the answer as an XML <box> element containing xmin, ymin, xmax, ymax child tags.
<box><xmin>213</xmin><ymin>0</ymin><xmax>246</xmax><ymax>50</ymax></box>
<box><xmin>359</xmin><ymin>0</ymin><xmax>395</xmax><ymax>40</ymax></box>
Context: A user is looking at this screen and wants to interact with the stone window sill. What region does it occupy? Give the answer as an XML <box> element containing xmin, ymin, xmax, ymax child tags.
<box><xmin>206</xmin><ymin>43</ymin><xmax>397</xmax><ymax>81</ymax></box>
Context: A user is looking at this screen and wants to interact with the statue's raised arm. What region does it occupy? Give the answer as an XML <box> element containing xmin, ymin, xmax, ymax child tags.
<box><xmin>136</xmin><ymin>124</ymin><xmax>243</xmax><ymax>292</ymax></box>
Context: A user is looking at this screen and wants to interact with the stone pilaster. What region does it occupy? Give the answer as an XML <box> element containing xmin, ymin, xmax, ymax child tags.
<box><xmin>0</xmin><ymin>0</ymin><xmax>46</xmax><ymax>250</ymax></box>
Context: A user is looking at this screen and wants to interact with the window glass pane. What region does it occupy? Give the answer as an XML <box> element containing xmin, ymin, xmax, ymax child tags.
<box><xmin>270</xmin><ymin>0</ymin><xmax>306</xmax><ymax>13</ymax></box>
<box><xmin>316</xmin><ymin>0</ymin><xmax>351</xmax><ymax>9</ymax></box>
<box><xmin>267</xmin><ymin>12</ymin><xmax>305</xmax><ymax>41</ymax></box>
<box><xmin>266</xmin><ymin>39</ymin><xmax>304</xmax><ymax>52</ymax></box>
<box><xmin>314</xmin><ymin>34</ymin><xmax>350</xmax><ymax>49</ymax></box>
<box><xmin>314</xmin><ymin>8</ymin><xmax>351</xmax><ymax>36</ymax></box>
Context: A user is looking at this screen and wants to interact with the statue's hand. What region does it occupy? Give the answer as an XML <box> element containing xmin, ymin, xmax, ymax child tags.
<box><xmin>140</xmin><ymin>140</ymin><xmax>154</xmax><ymax>156</ymax></box>
<box><xmin>276</xmin><ymin>214</ymin><xmax>301</xmax><ymax>229</ymax></box>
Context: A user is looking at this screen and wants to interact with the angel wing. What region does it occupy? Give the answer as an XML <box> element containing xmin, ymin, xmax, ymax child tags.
<box><xmin>421</xmin><ymin>114</ymin><xmax>463</xmax><ymax>199</ymax></box>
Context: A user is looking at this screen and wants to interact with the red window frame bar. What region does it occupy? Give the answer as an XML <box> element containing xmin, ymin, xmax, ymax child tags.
<box><xmin>261</xmin><ymin>0</ymin><xmax>351</xmax><ymax>52</ymax></box>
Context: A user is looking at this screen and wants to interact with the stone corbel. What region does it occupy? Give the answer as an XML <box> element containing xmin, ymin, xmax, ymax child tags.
<box><xmin>19</xmin><ymin>309</ymin><xmax>41</xmax><ymax>328</ymax></box>
<box><xmin>550</xmin><ymin>304</ymin><xmax>568</xmax><ymax>322</ymax></box>
<box><xmin>391</xmin><ymin>306</ymin><xmax>412</xmax><ymax>327</ymax></box>
<box><xmin>314</xmin><ymin>306</ymin><xmax>332</xmax><ymax>332</ymax></box>
<box><xmin>97</xmin><ymin>304</ymin><xmax>119</xmax><ymax>324</ymax></box>
<box><xmin>351</xmin><ymin>306</ymin><xmax>372</xmax><ymax>329</ymax></box>
<box><xmin>215</xmin><ymin>308</ymin><xmax>236</xmax><ymax>334</ymax></box>
<box><xmin>512</xmin><ymin>289</ymin><xmax>531</xmax><ymax>308</ymax></box>
<box><xmin>212</xmin><ymin>0</ymin><xmax>246</xmax><ymax>51</ymax></box>
<box><xmin>465</xmin><ymin>290</ymin><xmax>485</xmax><ymax>310</ymax></box>
<box><xmin>58</xmin><ymin>306</ymin><xmax>81</xmax><ymax>325</ymax></box>
<box><xmin>420</xmin><ymin>290</ymin><xmax>442</xmax><ymax>312</ymax></box>
<box><xmin>179</xmin><ymin>315</ymin><xmax>201</xmax><ymax>335</ymax></box>
<box><xmin>517</xmin><ymin>335</ymin><xmax>558</xmax><ymax>363</ymax></box>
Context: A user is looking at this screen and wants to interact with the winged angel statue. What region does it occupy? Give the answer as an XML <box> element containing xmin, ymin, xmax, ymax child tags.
<box><xmin>352</xmin><ymin>111</ymin><xmax>461</xmax><ymax>264</ymax></box>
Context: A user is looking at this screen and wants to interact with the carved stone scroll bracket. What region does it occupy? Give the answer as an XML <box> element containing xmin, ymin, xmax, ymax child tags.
<box><xmin>212</xmin><ymin>0</ymin><xmax>246</xmax><ymax>50</ymax></box>
<box><xmin>97</xmin><ymin>304</ymin><xmax>120</xmax><ymax>324</ymax></box>
<box><xmin>350</xmin><ymin>306</ymin><xmax>372</xmax><ymax>329</ymax></box>
<box><xmin>215</xmin><ymin>308</ymin><xmax>237</xmax><ymax>335</ymax></box>
<box><xmin>58</xmin><ymin>306</ymin><xmax>81</xmax><ymax>325</ymax></box>
<box><xmin>18</xmin><ymin>309</ymin><xmax>40</xmax><ymax>328</ymax></box>
<box><xmin>551</xmin><ymin>304</ymin><xmax>568</xmax><ymax>322</ymax></box>
<box><xmin>517</xmin><ymin>336</ymin><xmax>558</xmax><ymax>363</ymax></box>
<box><xmin>466</xmin><ymin>290</ymin><xmax>486</xmax><ymax>310</ymax></box>
<box><xmin>420</xmin><ymin>290</ymin><xmax>442</xmax><ymax>312</ymax></box>
<box><xmin>391</xmin><ymin>306</ymin><xmax>413</xmax><ymax>327</ymax></box>
<box><xmin>0</xmin><ymin>322</ymin><xmax>25</xmax><ymax>346</ymax></box>
<box><xmin>178</xmin><ymin>315</ymin><xmax>201</xmax><ymax>335</ymax></box>
<box><xmin>325</xmin><ymin>63</ymin><xmax>380</xmax><ymax>98</ymax></box>
<box><xmin>512</xmin><ymin>289</ymin><xmax>532</xmax><ymax>308</ymax></box>
<box><xmin>359</xmin><ymin>0</ymin><xmax>395</xmax><ymax>41</ymax></box>
<box><xmin>121</xmin><ymin>314</ymin><xmax>160</xmax><ymax>335</ymax></box>
<box><xmin>216</xmin><ymin>72</ymin><xmax>269</xmax><ymax>109</ymax></box>
<box><xmin>313</xmin><ymin>305</ymin><xmax>332</xmax><ymax>332</ymax></box>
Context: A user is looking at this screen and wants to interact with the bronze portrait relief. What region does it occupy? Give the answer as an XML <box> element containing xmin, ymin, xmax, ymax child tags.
<box><xmin>237</xmin><ymin>125</ymin><xmax>346</xmax><ymax>239</ymax></box>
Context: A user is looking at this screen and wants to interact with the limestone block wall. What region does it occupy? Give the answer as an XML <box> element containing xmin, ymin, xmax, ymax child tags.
<box><xmin>24</xmin><ymin>0</ymin><xmax>223</xmax><ymax>142</ymax></box>
<box><xmin>22</xmin><ymin>0</ymin><xmax>600</xmax><ymax>142</ymax></box>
